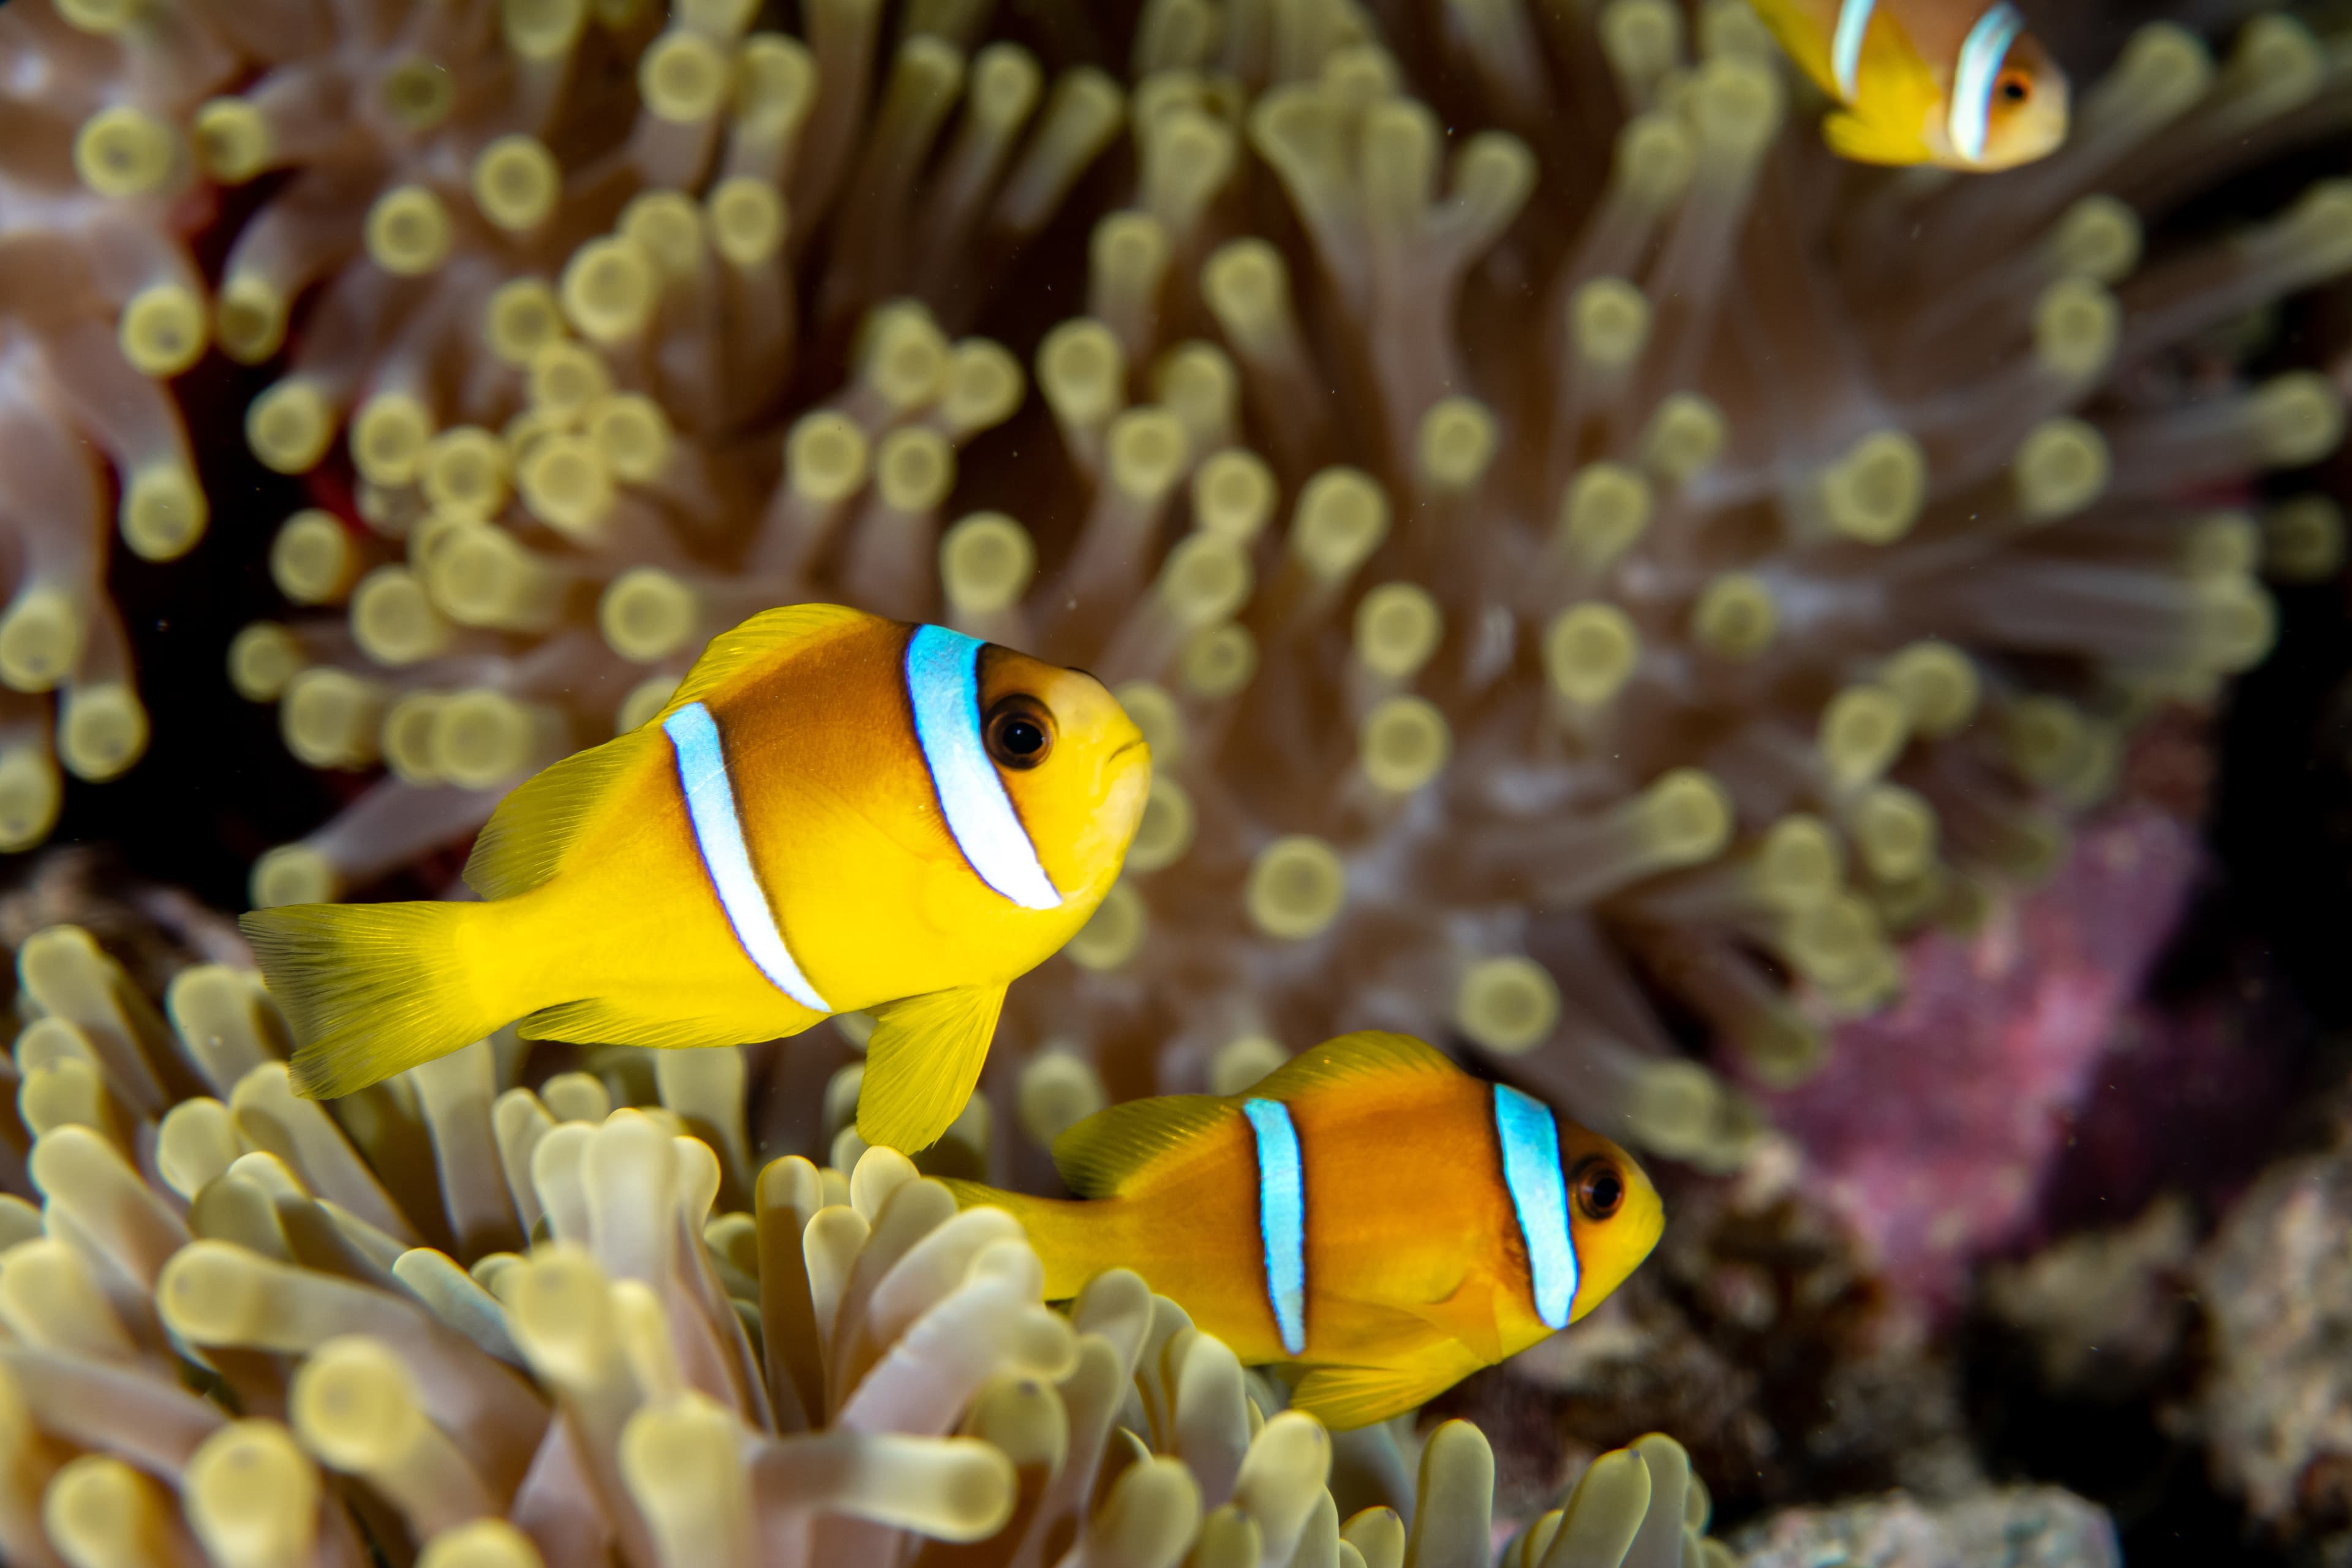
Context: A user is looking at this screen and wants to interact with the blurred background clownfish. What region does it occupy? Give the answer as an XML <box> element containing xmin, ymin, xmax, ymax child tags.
<box><xmin>1747</xmin><ymin>0</ymin><xmax>2070</xmax><ymax>170</ymax></box>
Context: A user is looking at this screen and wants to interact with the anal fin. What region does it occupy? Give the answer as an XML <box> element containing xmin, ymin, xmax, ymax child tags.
<box><xmin>854</xmin><ymin>984</ymin><xmax>1006</xmax><ymax>1153</ymax></box>
<box><xmin>521</xmin><ymin>998</ymin><xmax>756</xmax><ymax>1052</ymax></box>
<box><xmin>1287</xmin><ymin>1354</ymin><xmax>1479</xmax><ymax>1431</ymax></box>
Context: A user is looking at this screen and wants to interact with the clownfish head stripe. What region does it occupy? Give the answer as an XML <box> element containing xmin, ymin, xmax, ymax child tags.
<box><xmin>663</xmin><ymin>701</ymin><xmax>832</xmax><ymax>1014</ymax></box>
<box><xmin>905</xmin><ymin>624</ymin><xmax>1065</xmax><ymax>912</ymax></box>
<box><xmin>1831</xmin><ymin>0</ymin><xmax>1877</xmax><ymax>101</ymax></box>
<box><xmin>1493</xmin><ymin>1084</ymin><xmax>1578</xmax><ymax>1331</ymax></box>
<box><xmin>1243</xmin><ymin>1096</ymin><xmax>1309</xmax><ymax>1356</ymax></box>
<box><xmin>1948</xmin><ymin>2</ymin><xmax>2026</xmax><ymax>167</ymax></box>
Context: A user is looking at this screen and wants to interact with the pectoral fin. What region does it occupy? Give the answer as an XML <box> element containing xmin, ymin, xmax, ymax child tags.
<box><xmin>1398</xmin><ymin>1275</ymin><xmax>1507</xmax><ymax>1366</ymax></box>
<box><xmin>854</xmin><ymin>984</ymin><xmax>1006</xmax><ymax>1153</ymax></box>
<box><xmin>1287</xmin><ymin>1353</ymin><xmax>1480</xmax><ymax>1431</ymax></box>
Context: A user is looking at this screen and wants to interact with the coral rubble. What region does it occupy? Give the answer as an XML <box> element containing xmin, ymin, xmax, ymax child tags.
<box><xmin>1730</xmin><ymin>1485</ymin><xmax>2122</xmax><ymax>1568</ymax></box>
<box><xmin>1463</xmin><ymin>1149</ymin><xmax>1978</xmax><ymax>1523</ymax></box>
<box><xmin>2178</xmin><ymin>1103</ymin><xmax>2352</xmax><ymax>1556</ymax></box>
<box><xmin>4</xmin><ymin>0</ymin><xmax>2348</xmax><ymax>1166</ymax></box>
<box><xmin>1981</xmin><ymin>1194</ymin><xmax>2196</xmax><ymax>1404</ymax></box>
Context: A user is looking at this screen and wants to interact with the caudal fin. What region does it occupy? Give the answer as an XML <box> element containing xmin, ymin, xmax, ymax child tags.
<box><xmin>240</xmin><ymin>901</ymin><xmax>508</xmax><ymax>1099</ymax></box>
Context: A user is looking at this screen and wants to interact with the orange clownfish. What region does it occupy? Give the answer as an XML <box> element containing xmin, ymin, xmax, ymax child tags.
<box><xmin>944</xmin><ymin>1032</ymin><xmax>1663</xmax><ymax>1429</ymax></box>
<box><xmin>1747</xmin><ymin>0</ymin><xmax>2070</xmax><ymax>170</ymax></box>
<box><xmin>244</xmin><ymin>605</ymin><xmax>1150</xmax><ymax>1153</ymax></box>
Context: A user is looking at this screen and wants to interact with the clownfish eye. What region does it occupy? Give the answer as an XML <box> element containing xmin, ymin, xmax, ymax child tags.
<box><xmin>1574</xmin><ymin>1159</ymin><xmax>1626</xmax><ymax>1221</ymax></box>
<box><xmin>1997</xmin><ymin>71</ymin><xmax>2031</xmax><ymax>104</ymax></box>
<box><xmin>984</xmin><ymin>695</ymin><xmax>1055</xmax><ymax>770</ymax></box>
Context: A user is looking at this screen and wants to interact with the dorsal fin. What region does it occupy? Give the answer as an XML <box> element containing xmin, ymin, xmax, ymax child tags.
<box><xmin>1248</xmin><ymin>1031</ymin><xmax>1459</xmax><ymax>1102</ymax></box>
<box><xmin>1050</xmin><ymin>1094</ymin><xmax>1234</xmax><ymax>1199</ymax></box>
<box><xmin>1047</xmin><ymin>1033</ymin><xmax>1456</xmax><ymax>1197</ymax></box>
<box><xmin>463</xmin><ymin>728</ymin><xmax>655</xmax><ymax>899</ymax></box>
<box><xmin>655</xmin><ymin>602</ymin><xmax>878</xmax><ymax>720</ymax></box>
<box><xmin>1741</xmin><ymin>0</ymin><xmax>1842</xmax><ymax>100</ymax></box>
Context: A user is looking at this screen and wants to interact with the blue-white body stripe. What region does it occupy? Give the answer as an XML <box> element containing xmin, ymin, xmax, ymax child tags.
<box><xmin>1242</xmin><ymin>1098</ymin><xmax>1308</xmax><ymax>1356</ymax></box>
<box><xmin>1830</xmin><ymin>0</ymin><xmax>1877</xmax><ymax>100</ymax></box>
<box><xmin>1493</xmin><ymin>1085</ymin><xmax>1578</xmax><ymax>1332</ymax></box>
<box><xmin>1948</xmin><ymin>2</ymin><xmax>2024</xmax><ymax>166</ymax></box>
<box><xmin>903</xmin><ymin>624</ymin><xmax>1063</xmax><ymax>912</ymax></box>
<box><xmin>662</xmin><ymin>701</ymin><xmax>832</xmax><ymax>1014</ymax></box>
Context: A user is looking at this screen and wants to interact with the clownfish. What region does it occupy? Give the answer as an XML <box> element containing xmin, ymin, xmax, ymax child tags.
<box><xmin>943</xmin><ymin>1032</ymin><xmax>1663</xmax><ymax>1429</ymax></box>
<box><xmin>243</xmin><ymin>604</ymin><xmax>1150</xmax><ymax>1153</ymax></box>
<box><xmin>1745</xmin><ymin>0</ymin><xmax>2070</xmax><ymax>171</ymax></box>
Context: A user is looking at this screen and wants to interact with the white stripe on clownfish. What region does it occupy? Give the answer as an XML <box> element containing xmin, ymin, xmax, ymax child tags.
<box><xmin>1243</xmin><ymin>1096</ymin><xmax>1310</xmax><ymax>1356</ymax></box>
<box><xmin>1831</xmin><ymin>0</ymin><xmax>1878</xmax><ymax>100</ymax></box>
<box><xmin>1493</xmin><ymin>1084</ymin><xmax>1578</xmax><ymax>1331</ymax></box>
<box><xmin>903</xmin><ymin>624</ymin><xmax>1064</xmax><ymax>912</ymax></box>
<box><xmin>663</xmin><ymin>700</ymin><xmax>833</xmax><ymax>1014</ymax></box>
<box><xmin>1948</xmin><ymin>2</ymin><xmax>2025</xmax><ymax>167</ymax></box>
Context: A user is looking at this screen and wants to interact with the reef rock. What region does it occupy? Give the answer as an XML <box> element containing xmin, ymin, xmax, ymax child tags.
<box><xmin>1730</xmin><ymin>1486</ymin><xmax>2122</xmax><ymax>1568</ymax></box>
<box><xmin>1461</xmin><ymin>1152</ymin><xmax>1978</xmax><ymax>1523</ymax></box>
<box><xmin>1981</xmin><ymin>1194</ymin><xmax>2198</xmax><ymax>1403</ymax></box>
<box><xmin>2177</xmin><ymin>1107</ymin><xmax>2352</xmax><ymax>1552</ymax></box>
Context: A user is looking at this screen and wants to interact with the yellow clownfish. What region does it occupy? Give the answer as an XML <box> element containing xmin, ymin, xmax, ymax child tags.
<box><xmin>243</xmin><ymin>604</ymin><xmax>1150</xmax><ymax>1153</ymax></box>
<box><xmin>1746</xmin><ymin>0</ymin><xmax>2070</xmax><ymax>171</ymax></box>
<box><xmin>943</xmin><ymin>1032</ymin><xmax>1663</xmax><ymax>1429</ymax></box>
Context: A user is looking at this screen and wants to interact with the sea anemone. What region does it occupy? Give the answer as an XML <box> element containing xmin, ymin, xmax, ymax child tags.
<box><xmin>0</xmin><ymin>915</ymin><xmax>1725</xmax><ymax>1567</ymax></box>
<box><xmin>0</xmin><ymin>0</ymin><xmax>230</xmax><ymax>846</ymax></box>
<box><xmin>7</xmin><ymin>0</ymin><xmax>2351</xmax><ymax>1167</ymax></box>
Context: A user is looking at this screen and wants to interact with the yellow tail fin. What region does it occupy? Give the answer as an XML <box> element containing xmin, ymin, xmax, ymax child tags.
<box><xmin>241</xmin><ymin>902</ymin><xmax>509</xmax><ymax>1099</ymax></box>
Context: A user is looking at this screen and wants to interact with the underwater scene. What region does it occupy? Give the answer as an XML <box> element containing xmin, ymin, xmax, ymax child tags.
<box><xmin>4</xmin><ymin>0</ymin><xmax>2352</xmax><ymax>1562</ymax></box>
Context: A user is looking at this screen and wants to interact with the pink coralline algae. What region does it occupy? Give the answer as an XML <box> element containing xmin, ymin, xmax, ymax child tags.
<box><xmin>1754</xmin><ymin>805</ymin><xmax>2201</xmax><ymax>1317</ymax></box>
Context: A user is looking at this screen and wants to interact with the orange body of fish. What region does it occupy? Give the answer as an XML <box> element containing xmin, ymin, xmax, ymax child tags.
<box><xmin>946</xmin><ymin>1033</ymin><xmax>1664</xmax><ymax>1428</ymax></box>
